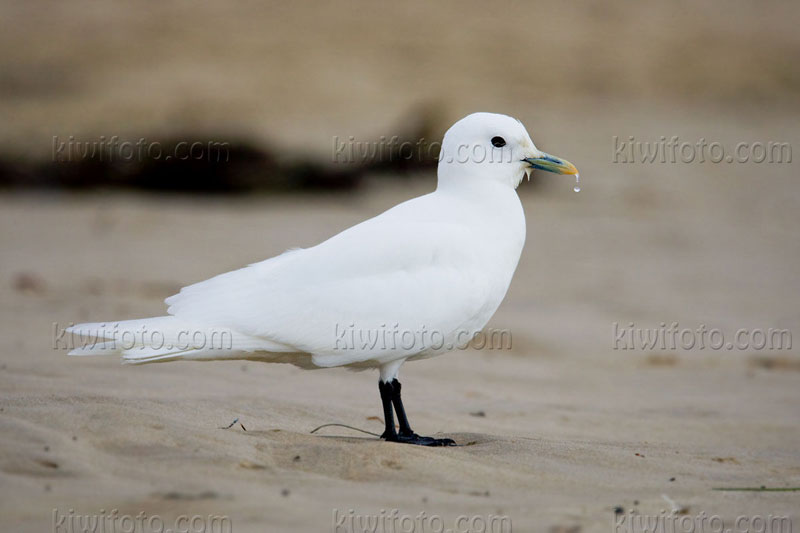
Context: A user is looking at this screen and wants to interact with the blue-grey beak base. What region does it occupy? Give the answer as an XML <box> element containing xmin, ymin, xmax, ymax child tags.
<box><xmin>522</xmin><ymin>154</ymin><xmax>578</xmax><ymax>175</ymax></box>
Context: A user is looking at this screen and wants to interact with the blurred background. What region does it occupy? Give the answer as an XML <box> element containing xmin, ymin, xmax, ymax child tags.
<box><xmin>1</xmin><ymin>1</ymin><xmax>799</xmax><ymax>532</ymax></box>
<box><xmin>1</xmin><ymin>1</ymin><xmax>799</xmax><ymax>190</ymax></box>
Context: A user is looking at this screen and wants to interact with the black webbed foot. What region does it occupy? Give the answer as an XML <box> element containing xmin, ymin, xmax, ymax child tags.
<box><xmin>394</xmin><ymin>432</ymin><xmax>456</xmax><ymax>447</ymax></box>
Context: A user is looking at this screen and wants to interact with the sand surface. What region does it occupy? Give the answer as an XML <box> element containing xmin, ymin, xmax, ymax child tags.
<box><xmin>1</xmin><ymin>102</ymin><xmax>799</xmax><ymax>532</ymax></box>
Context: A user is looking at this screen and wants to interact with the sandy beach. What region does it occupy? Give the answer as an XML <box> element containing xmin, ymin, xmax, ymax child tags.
<box><xmin>1</xmin><ymin>103</ymin><xmax>799</xmax><ymax>532</ymax></box>
<box><xmin>1</xmin><ymin>1</ymin><xmax>799</xmax><ymax>531</ymax></box>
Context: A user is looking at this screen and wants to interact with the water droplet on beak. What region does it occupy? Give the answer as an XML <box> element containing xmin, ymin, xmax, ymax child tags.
<box><xmin>573</xmin><ymin>173</ymin><xmax>581</xmax><ymax>192</ymax></box>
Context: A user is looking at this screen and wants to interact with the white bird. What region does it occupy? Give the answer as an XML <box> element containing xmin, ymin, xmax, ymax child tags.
<box><xmin>67</xmin><ymin>112</ymin><xmax>578</xmax><ymax>446</ymax></box>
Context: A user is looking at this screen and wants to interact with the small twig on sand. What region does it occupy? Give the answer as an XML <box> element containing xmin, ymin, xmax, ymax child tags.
<box><xmin>712</xmin><ymin>486</ymin><xmax>800</xmax><ymax>492</ymax></box>
<box><xmin>310</xmin><ymin>423</ymin><xmax>381</xmax><ymax>437</ymax></box>
<box><xmin>220</xmin><ymin>418</ymin><xmax>239</xmax><ymax>429</ymax></box>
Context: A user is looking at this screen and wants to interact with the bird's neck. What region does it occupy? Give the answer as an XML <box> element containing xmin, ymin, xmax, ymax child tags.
<box><xmin>436</xmin><ymin>161</ymin><xmax>524</xmax><ymax>191</ymax></box>
<box><xmin>436</xmin><ymin>172</ymin><xmax>522</xmax><ymax>198</ymax></box>
<box><xmin>434</xmin><ymin>175</ymin><xmax>526</xmax><ymax>247</ymax></box>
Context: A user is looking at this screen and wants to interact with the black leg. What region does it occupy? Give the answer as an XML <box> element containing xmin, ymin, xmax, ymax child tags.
<box><xmin>378</xmin><ymin>380</ymin><xmax>398</xmax><ymax>441</ymax></box>
<box><xmin>378</xmin><ymin>379</ymin><xmax>455</xmax><ymax>446</ymax></box>
<box><xmin>389</xmin><ymin>379</ymin><xmax>414</xmax><ymax>436</ymax></box>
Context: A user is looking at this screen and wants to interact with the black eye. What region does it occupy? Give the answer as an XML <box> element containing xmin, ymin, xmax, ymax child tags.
<box><xmin>491</xmin><ymin>136</ymin><xmax>506</xmax><ymax>148</ymax></box>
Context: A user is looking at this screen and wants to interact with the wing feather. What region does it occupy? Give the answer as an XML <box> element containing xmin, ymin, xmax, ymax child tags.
<box><xmin>165</xmin><ymin>195</ymin><xmax>495</xmax><ymax>362</ymax></box>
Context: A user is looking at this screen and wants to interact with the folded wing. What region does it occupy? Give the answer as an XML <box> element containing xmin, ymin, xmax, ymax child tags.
<box><xmin>165</xmin><ymin>198</ymin><xmax>493</xmax><ymax>364</ymax></box>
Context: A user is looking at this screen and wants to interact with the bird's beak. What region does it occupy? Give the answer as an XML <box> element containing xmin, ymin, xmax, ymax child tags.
<box><xmin>522</xmin><ymin>152</ymin><xmax>578</xmax><ymax>175</ymax></box>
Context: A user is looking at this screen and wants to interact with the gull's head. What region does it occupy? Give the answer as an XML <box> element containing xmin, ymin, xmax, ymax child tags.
<box><xmin>437</xmin><ymin>112</ymin><xmax>577</xmax><ymax>189</ymax></box>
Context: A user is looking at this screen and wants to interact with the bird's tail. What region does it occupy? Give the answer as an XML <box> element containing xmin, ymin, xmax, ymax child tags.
<box><xmin>66</xmin><ymin>316</ymin><xmax>288</xmax><ymax>364</ymax></box>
